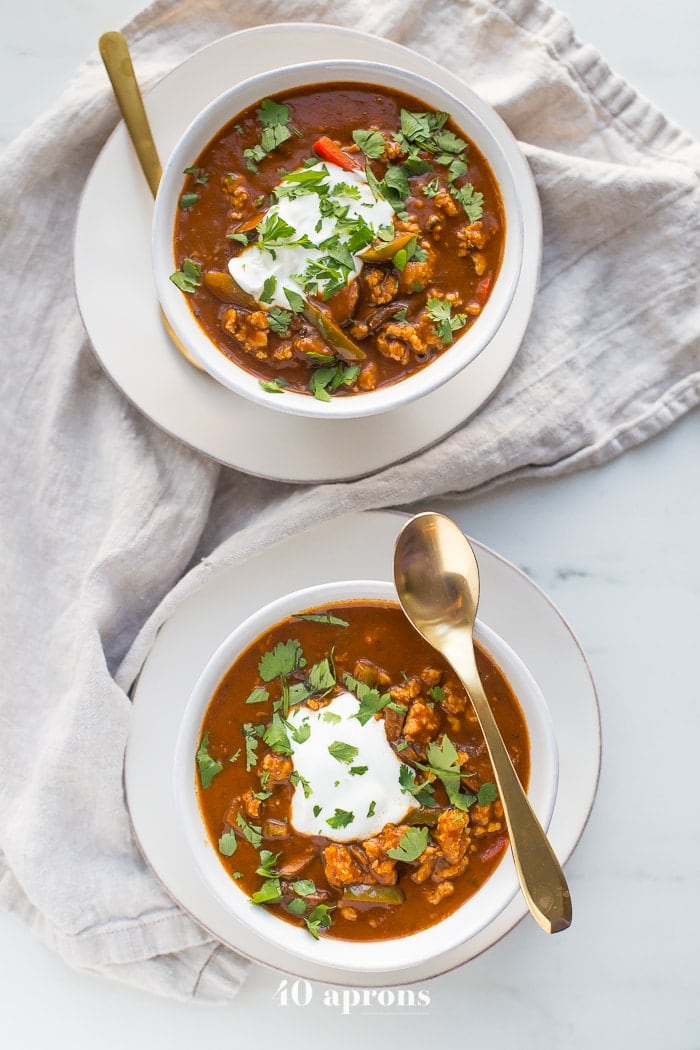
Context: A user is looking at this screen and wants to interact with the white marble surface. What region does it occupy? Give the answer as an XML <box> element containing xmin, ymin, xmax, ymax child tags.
<box><xmin>1</xmin><ymin>1</ymin><xmax>699</xmax><ymax>1047</ymax></box>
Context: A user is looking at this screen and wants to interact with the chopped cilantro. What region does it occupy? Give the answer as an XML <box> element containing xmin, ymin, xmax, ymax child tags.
<box><xmin>259</xmin><ymin>275</ymin><xmax>277</xmax><ymax>304</ymax></box>
<box><xmin>399</xmin><ymin>763</ymin><xmax>438</xmax><ymax>807</ymax></box>
<box><xmin>290</xmin><ymin>770</ymin><xmax>313</xmax><ymax>798</ymax></box>
<box><xmin>170</xmin><ymin>258</ymin><xmax>202</xmax><ymax>294</ymax></box>
<box><xmin>313</xmin><ymin>804</ymin><xmax>323</xmax><ymax>818</ymax></box>
<box><xmin>179</xmin><ymin>192</ymin><xmax>199</xmax><ymax>210</ymax></box>
<box><xmin>218</xmin><ymin>831</ymin><xmax>238</xmax><ymax>857</ymax></box>
<box><xmin>196</xmin><ymin>732</ymin><xmax>223</xmax><ymax>788</ymax></box>
<box><xmin>292</xmin><ymin>879</ymin><xmax>316</xmax><ymax>897</ymax></box>
<box><xmin>263</xmin><ymin>712</ymin><xmax>292</xmax><ymax>755</ymax></box>
<box><xmin>307</xmin><ymin>657</ymin><xmax>336</xmax><ymax>693</ymax></box>
<box><xmin>425</xmin><ymin>297</ymin><xmax>467</xmax><ymax>345</ymax></box>
<box><xmin>255</xmin><ymin>850</ymin><xmax>280</xmax><ymax>877</ymax></box>
<box><xmin>321</xmin><ymin>711</ymin><xmax>342</xmax><ymax>725</ymax></box>
<box><xmin>251</xmin><ymin>877</ymin><xmax>283</xmax><ymax>905</ymax></box>
<box><xmin>245</xmin><ymin>686</ymin><xmax>269</xmax><ymax>706</ymax></box>
<box><xmin>305</xmin><ymin>903</ymin><xmax>334</xmax><ymax>939</ymax></box>
<box><xmin>259</xmin><ymin>377</ymin><xmax>289</xmax><ymax>394</ymax></box>
<box><xmin>258</xmin><ymin>98</ymin><xmax>290</xmax><ymax>127</ymax></box>
<box><xmin>287</xmin><ymin>898</ymin><xmax>308</xmax><ymax>916</ymax></box>
<box><xmin>477</xmin><ymin>782</ymin><xmax>498</xmax><ymax>806</ymax></box>
<box><xmin>386</xmin><ymin>826</ymin><xmax>430</xmax><ymax>862</ymax></box>
<box><xmin>183</xmin><ymin>166</ymin><xmax>209</xmax><ymax>184</ymax></box>
<box><xmin>349</xmin><ymin>765</ymin><xmax>368</xmax><ymax>776</ymax></box>
<box><xmin>226</xmin><ymin>231</ymin><xmax>250</xmax><ymax>244</ymax></box>
<box><xmin>326</xmin><ymin>808</ymin><xmax>355</xmax><ymax>829</ymax></box>
<box><xmin>258</xmin><ymin>639</ymin><xmax>305</xmax><ymax>681</ymax></box>
<box><xmin>328</xmin><ymin>741</ymin><xmax>360</xmax><ymax>765</ymax></box>
<box><xmin>345</xmin><ymin>673</ymin><xmax>391</xmax><ymax>725</ymax></box>
<box><xmin>267</xmin><ymin>307</ymin><xmax>293</xmax><ymax>335</ymax></box>
<box><xmin>367</xmin><ymin>800</ymin><xmax>377</xmax><ymax>818</ymax></box>
<box><xmin>236</xmin><ymin>812</ymin><xmax>263</xmax><ymax>848</ymax></box>
<box><xmin>450</xmin><ymin>181</ymin><xmax>484</xmax><ymax>221</ymax></box>
<box><xmin>284</xmin><ymin>287</ymin><xmax>306</xmax><ymax>313</ymax></box>
<box><xmin>229</xmin><ymin>747</ymin><xmax>241</xmax><ymax>765</ymax></box>
<box><xmin>352</xmin><ymin>129</ymin><xmax>386</xmax><ymax>159</ymax></box>
<box><xmin>429</xmin><ymin>685</ymin><xmax>446</xmax><ymax>701</ymax></box>
<box><xmin>293</xmin><ymin>613</ymin><xmax>350</xmax><ymax>625</ymax></box>
<box><xmin>288</xmin><ymin>718</ymin><xmax>311</xmax><ymax>745</ymax></box>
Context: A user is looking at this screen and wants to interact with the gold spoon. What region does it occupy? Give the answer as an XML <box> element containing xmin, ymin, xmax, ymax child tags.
<box><xmin>98</xmin><ymin>30</ymin><xmax>201</xmax><ymax>369</ymax></box>
<box><xmin>394</xmin><ymin>511</ymin><xmax>572</xmax><ymax>934</ymax></box>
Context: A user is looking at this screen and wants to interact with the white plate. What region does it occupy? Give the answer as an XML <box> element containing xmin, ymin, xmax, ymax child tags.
<box><xmin>125</xmin><ymin>510</ymin><xmax>600</xmax><ymax>986</ymax></box>
<box><xmin>74</xmin><ymin>24</ymin><xmax>542</xmax><ymax>483</ymax></box>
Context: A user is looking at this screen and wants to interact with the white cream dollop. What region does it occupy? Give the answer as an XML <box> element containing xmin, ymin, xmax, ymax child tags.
<box><xmin>228</xmin><ymin>161</ymin><xmax>394</xmax><ymax>309</ymax></box>
<box><xmin>286</xmin><ymin>690</ymin><xmax>417</xmax><ymax>842</ymax></box>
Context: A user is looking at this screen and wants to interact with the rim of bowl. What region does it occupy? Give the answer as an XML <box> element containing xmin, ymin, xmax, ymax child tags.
<box><xmin>153</xmin><ymin>60</ymin><xmax>525</xmax><ymax>420</ymax></box>
<box><xmin>173</xmin><ymin>580</ymin><xmax>558</xmax><ymax>973</ymax></box>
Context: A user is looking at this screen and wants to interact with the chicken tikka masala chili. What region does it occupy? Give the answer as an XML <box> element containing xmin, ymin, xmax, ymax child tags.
<box><xmin>171</xmin><ymin>83</ymin><xmax>505</xmax><ymax>401</ymax></box>
<box><xmin>195</xmin><ymin>601</ymin><xmax>529</xmax><ymax>941</ymax></box>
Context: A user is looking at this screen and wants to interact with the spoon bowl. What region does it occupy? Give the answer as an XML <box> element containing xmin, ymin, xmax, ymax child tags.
<box><xmin>394</xmin><ymin>512</ymin><xmax>572</xmax><ymax>933</ymax></box>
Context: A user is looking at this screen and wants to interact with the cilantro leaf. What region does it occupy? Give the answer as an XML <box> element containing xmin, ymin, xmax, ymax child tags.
<box><xmin>218</xmin><ymin>831</ymin><xmax>238</xmax><ymax>856</ymax></box>
<box><xmin>295</xmin><ymin>613</ymin><xmax>349</xmax><ymax>626</ymax></box>
<box><xmin>170</xmin><ymin>258</ymin><xmax>202</xmax><ymax>294</ymax></box>
<box><xmin>258</xmin><ymin>98</ymin><xmax>290</xmax><ymax>127</ymax></box>
<box><xmin>287</xmin><ymin>898</ymin><xmax>308</xmax><ymax>916</ymax></box>
<box><xmin>305</xmin><ymin>903</ymin><xmax>334</xmax><ymax>939</ymax></box>
<box><xmin>251</xmin><ymin>877</ymin><xmax>283</xmax><ymax>905</ymax></box>
<box><xmin>424</xmin><ymin>735</ymin><xmax>472</xmax><ymax>810</ymax></box>
<box><xmin>259</xmin><ymin>378</ymin><xmax>289</xmax><ymax>394</ymax></box>
<box><xmin>352</xmin><ymin>129</ymin><xmax>386</xmax><ymax>159</ymax></box>
<box><xmin>260</xmin><ymin>275</ymin><xmax>277</xmax><ymax>304</ymax></box>
<box><xmin>290</xmin><ymin>770</ymin><xmax>313</xmax><ymax>798</ymax></box>
<box><xmin>288</xmin><ymin>718</ymin><xmax>311</xmax><ymax>745</ymax></box>
<box><xmin>345</xmin><ymin>673</ymin><xmax>391</xmax><ymax>725</ymax></box>
<box><xmin>255</xmin><ymin>850</ymin><xmax>280</xmax><ymax>877</ymax></box>
<box><xmin>328</xmin><ymin>741</ymin><xmax>360</xmax><ymax>765</ymax></box>
<box><xmin>429</xmin><ymin>685</ymin><xmax>446</xmax><ymax>701</ymax></box>
<box><xmin>477</xmin><ymin>782</ymin><xmax>498</xmax><ymax>806</ymax></box>
<box><xmin>313</xmin><ymin>804</ymin><xmax>323</xmax><ymax>818</ymax></box>
<box><xmin>398</xmin><ymin>763</ymin><xmax>437</xmax><ymax>807</ymax></box>
<box><xmin>326</xmin><ymin>808</ymin><xmax>355</xmax><ymax>829</ymax></box>
<box><xmin>245</xmin><ymin>686</ymin><xmax>269</xmax><ymax>706</ymax></box>
<box><xmin>367</xmin><ymin>800</ymin><xmax>376</xmax><ymax>818</ymax></box>
<box><xmin>292</xmin><ymin>879</ymin><xmax>316</xmax><ymax>897</ymax></box>
<box><xmin>242</xmin><ymin>722</ymin><xmax>263</xmax><ymax>772</ymax></box>
<box><xmin>179</xmin><ymin>192</ymin><xmax>199</xmax><ymax>210</ymax></box>
<box><xmin>284</xmin><ymin>287</ymin><xmax>306</xmax><ymax>313</ymax></box>
<box><xmin>307</xmin><ymin>657</ymin><xmax>335</xmax><ymax>693</ymax></box>
<box><xmin>267</xmin><ymin>307</ymin><xmax>293</xmax><ymax>335</ymax></box>
<box><xmin>236</xmin><ymin>812</ymin><xmax>263</xmax><ymax>848</ymax></box>
<box><xmin>425</xmin><ymin>297</ymin><xmax>467</xmax><ymax>345</ymax></box>
<box><xmin>450</xmin><ymin>181</ymin><xmax>484</xmax><ymax>221</ymax></box>
<box><xmin>196</xmin><ymin>732</ymin><xmax>223</xmax><ymax>788</ymax></box>
<box><xmin>386</xmin><ymin>826</ymin><xmax>430</xmax><ymax>862</ymax></box>
<box><xmin>258</xmin><ymin>639</ymin><xmax>304</xmax><ymax>681</ymax></box>
<box><xmin>263</xmin><ymin>712</ymin><xmax>292</xmax><ymax>755</ymax></box>
<box><xmin>349</xmin><ymin>765</ymin><xmax>368</xmax><ymax>776</ymax></box>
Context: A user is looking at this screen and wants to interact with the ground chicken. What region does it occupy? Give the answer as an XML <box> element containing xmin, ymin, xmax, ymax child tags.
<box><xmin>357</xmin><ymin>361</ymin><xmax>378</xmax><ymax>390</ymax></box>
<box><xmin>241</xmin><ymin>789</ymin><xmax>264</xmax><ymax>820</ymax></box>
<box><xmin>364</xmin><ymin>268</ymin><xmax>400</xmax><ymax>305</ymax></box>
<box><xmin>403</xmin><ymin>698</ymin><xmax>442</xmax><ymax>743</ymax></box>
<box><xmin>426</xmin><ymin>881</ymin><xmax>455</xmax><ymax>905</ymax></box>
<box><xmin>222</xmin><ymin>309</ymin><xmax>269</xmax><ymax>359</ymax></box>
<box><xmin>439</xmin><ymin>683</ymin><xmax>468</xmax><ymax>715</ymax></box>
<box><xmin>322</xmin><ymin>844</ymin><xmax>365</xmax><ymax>888</ymax></box>
<box><xmin>361</xmin><ymin>825</ymin><xmax>404</xmax><ymax>885</ymax></box>
<box><xmin>410</xmin><ymin>845</ymin><xmax>440</xmax><ymax>884</ymax></box>
<box><xmin>456</xmin><ymin>220</ymin><xmax>488</xmax><ymax>254</ymax></box>
<box><xmin>397</xmin><ymin>251</ymin><xmax>435</xmax><ymax>294</ymax></box>
<box><xmin>434</xmin><ymin>808</ymin><xmax>471</xmax><ymax>865</ymax></box>
<box><xmin>433</xmin><ymin>189</ymin><xmax>460</xmax><ymax>216</ymax></box>
<box><xmin>260</xmin><ymin>751</ymin><xmax>292</xmax><ymax>784</ymax></box>
<box><xmin>376</xmin><ymin>321</ymin><xmax>423</xmax><ymax>364</ymax></box>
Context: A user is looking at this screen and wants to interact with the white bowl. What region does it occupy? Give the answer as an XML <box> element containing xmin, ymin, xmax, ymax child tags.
<box><xmin>153</xmin><ymin>60</ymin><xmax>525</xmax><ymax>420</ymax></box>
<box><xmin>174</xmin><ymin>580</ymin><xmax>558</xmax><ymax>974</ymax></box>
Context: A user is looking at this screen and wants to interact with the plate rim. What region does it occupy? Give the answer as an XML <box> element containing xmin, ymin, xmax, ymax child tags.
<box><xmin>125</xmin><ymin>508</ymin><xmax>601</xmax><ymax>985</ymax></box>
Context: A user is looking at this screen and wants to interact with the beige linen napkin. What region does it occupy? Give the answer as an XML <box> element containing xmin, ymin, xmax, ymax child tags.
<box><xmin>0</xmin><ymin>0</ymin><xmax>698</xmax><ymax>1003</ymax></box>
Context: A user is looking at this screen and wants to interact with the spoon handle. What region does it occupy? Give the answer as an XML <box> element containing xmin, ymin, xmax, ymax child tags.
<box><xmin>99</xmin><ymin>31</ymin><xmax>162</xmax><ymax>198</ymax></box>
<box><xmin>450</xmin><ymin>647</ymin><xmax>572</xmax><ymax>933</ymax></box>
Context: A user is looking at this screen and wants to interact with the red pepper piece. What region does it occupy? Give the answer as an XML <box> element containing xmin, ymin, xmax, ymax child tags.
<box><xmin>476</xmin><ymin>273</ymin><xmax>493</xmax><ymax>304</ymax></box>
<box><xmin>479</xmin><ymin>834</ymin><xmax>508</xmax><ymax>863</ymax></box>
<box><xmin>312</xmin><ymin>136</ymin><xmax>363</xmax><ymax>173</ymax></box>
